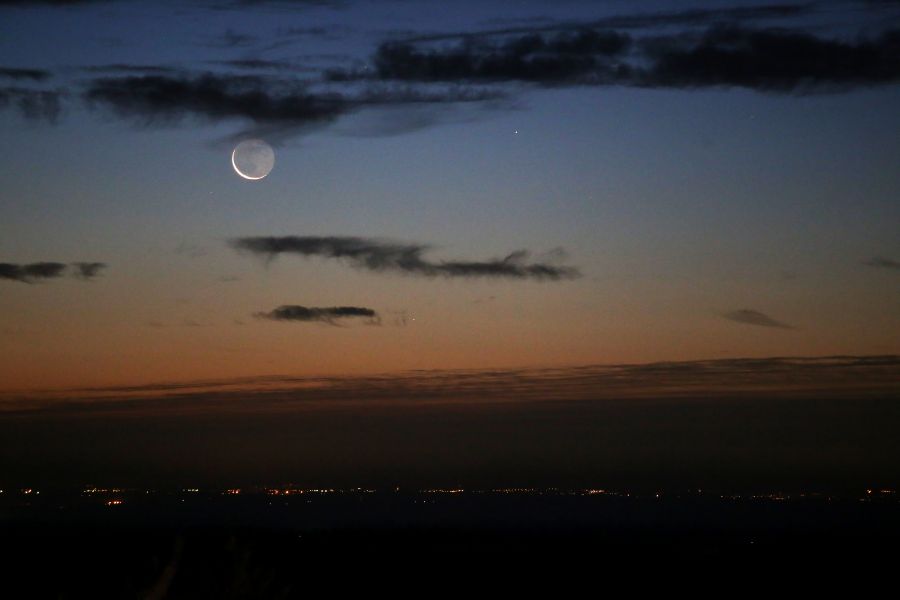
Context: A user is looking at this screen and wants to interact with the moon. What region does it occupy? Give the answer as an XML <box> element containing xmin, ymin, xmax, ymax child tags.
<box><xmin>231</xmin><ymin>139</ymin><xmax>275</xmax><ymax>180</ymax></box>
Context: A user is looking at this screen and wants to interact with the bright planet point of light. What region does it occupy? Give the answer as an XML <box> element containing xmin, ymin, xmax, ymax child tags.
<box><xmin>231</xmin><ymin>139</ymin><xmax>275</xmax><ymax>180</ymax></box>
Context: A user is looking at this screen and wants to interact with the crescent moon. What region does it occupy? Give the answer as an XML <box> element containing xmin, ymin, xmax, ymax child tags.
<box><xmin>231</xmin><ymin>139</ymin><xmax>275</xmax><ymax>180</ymax></box>
<box><xmin>232</xmin><ymin>148</ymin><xmax>266</xmax><ymax>180</ymax></box>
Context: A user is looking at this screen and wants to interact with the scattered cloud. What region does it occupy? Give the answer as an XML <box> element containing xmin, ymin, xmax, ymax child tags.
<box><xmin>723</xmin><ymin>309</ymin><xmax>795</xmax><ymax>329</ymax></box>
<box><xmin>255</xmin><ymin>305</ymin><xmax>380</xmax><ymax>325</ymax></box>
<box><xmin>230</xmin><ymin>235</ymin><xmax>581</xmax><ymax>281</ymax></box>
<box><xmin>0</xmin><ymin>261</ymin><xmax>106</xmax><ymax>283</ymax></box>
<box><xmin>863</xmin><ymin>256</ymin><xmax>900</xmax><ymax>270</ymax></box>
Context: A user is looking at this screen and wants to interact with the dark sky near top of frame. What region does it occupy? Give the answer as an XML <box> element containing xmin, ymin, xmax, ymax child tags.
<box><xmin>3</xmin><ymin>1</ymin><xmax>900</xmax><ymax>129</ymax></box>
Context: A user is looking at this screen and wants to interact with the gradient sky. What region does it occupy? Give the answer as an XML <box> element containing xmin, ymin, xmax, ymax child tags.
<box><xmin>2</xmin><ymin>0</ymin><xmax>900</xmax><ymax>390</ymax></box>
<box><xmin>1</xmin><ymin>0</ymin><xmax>899</xmax><ymax>488</ymax></box>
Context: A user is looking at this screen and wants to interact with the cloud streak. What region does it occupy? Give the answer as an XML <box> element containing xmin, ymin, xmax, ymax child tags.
<box><xmin>723</xmin><ymin>309</ymin><xmax>794</xmax><ymax>329</ymax></box>
<box><xmin>0</xmin><ymin>261</ymin><xmax>107</xmax><ymax>283</ymax></box>
<box><xmin>255</xmin><ymin>305</ymin><xmax>380</xmax><ymax>325</ymax></box>
<box><xmin>230</xmin><ymin>236</ymin><xmax>581</xmax><ymax>280</ymax></box>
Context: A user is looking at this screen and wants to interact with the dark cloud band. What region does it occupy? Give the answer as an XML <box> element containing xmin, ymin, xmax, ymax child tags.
<box><xmin>255</xmin><ymin>305</ymin><xmax>379</xmax><ymax>325</ymax></box>
<box><xmin>335</xmin><ymin>24</ymin><xmax>900</xmax><ymax>93</ymax></box>
<box><xmin>230</xmin><ymin>236</ymin><xmax>581</xmax><ymax>281</ymax></box>
<box><xmin>82</xmin><ymin>73</ymin><xmax>502</xmax><ymax>127</ymax></box>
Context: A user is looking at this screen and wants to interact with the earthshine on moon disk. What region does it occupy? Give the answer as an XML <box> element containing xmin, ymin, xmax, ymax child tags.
<box><xmin>231</xmin><ymin>139</ymin><xmax>275</xmax><ymax>180</ymax></box>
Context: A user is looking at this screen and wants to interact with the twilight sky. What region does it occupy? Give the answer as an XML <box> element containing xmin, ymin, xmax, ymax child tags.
<box><xmin>1</xmin><ymin>0</ymin><xmax>899</xmax><ymax>488</ymax></box>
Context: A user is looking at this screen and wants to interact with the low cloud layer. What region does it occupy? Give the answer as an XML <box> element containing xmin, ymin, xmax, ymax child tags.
<box><xmin>255</xmin><ymin>304</ymin><xmax>379</xmax><ymax>325</ymax></box>
<box><xmin>3</xmin><ymin>354</ymin><xmax>899</xmax><ymax>490</ymax></box>
<box><xmin>723</xmin><ymin>309</ymin><xmax>794</xmax><ymax>329</ymax></box>
<box><xmin>230</xmin><ymin>236</ymin><xmax>580</xmax><ymax>280</ymax></box>
<box><xmin>0</xmin><ymin>261</ymin><xmax>106</xmax><ymax>283</ymax></box>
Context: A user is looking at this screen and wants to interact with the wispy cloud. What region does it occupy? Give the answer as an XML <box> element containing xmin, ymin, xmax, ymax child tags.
<box><xmin>723</xmin><ymin>309</ymin><xmax>794</xmax><ymax>329</ymax></box>
<box><xmin>255</xmin><ymin>305</ymin><xmax>380</xmax><ymax>325</ymax></box>
<box><xmin>230</xmin><ymin>235</ymin><xmax>581</xmax><ymax>281</ymax></box>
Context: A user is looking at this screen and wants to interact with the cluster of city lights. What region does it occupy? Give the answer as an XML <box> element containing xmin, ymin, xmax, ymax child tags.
<box><xmin>3</xmin><ymin>486</ymin><xmax>897</xmax><ymax>502</ymax></box>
